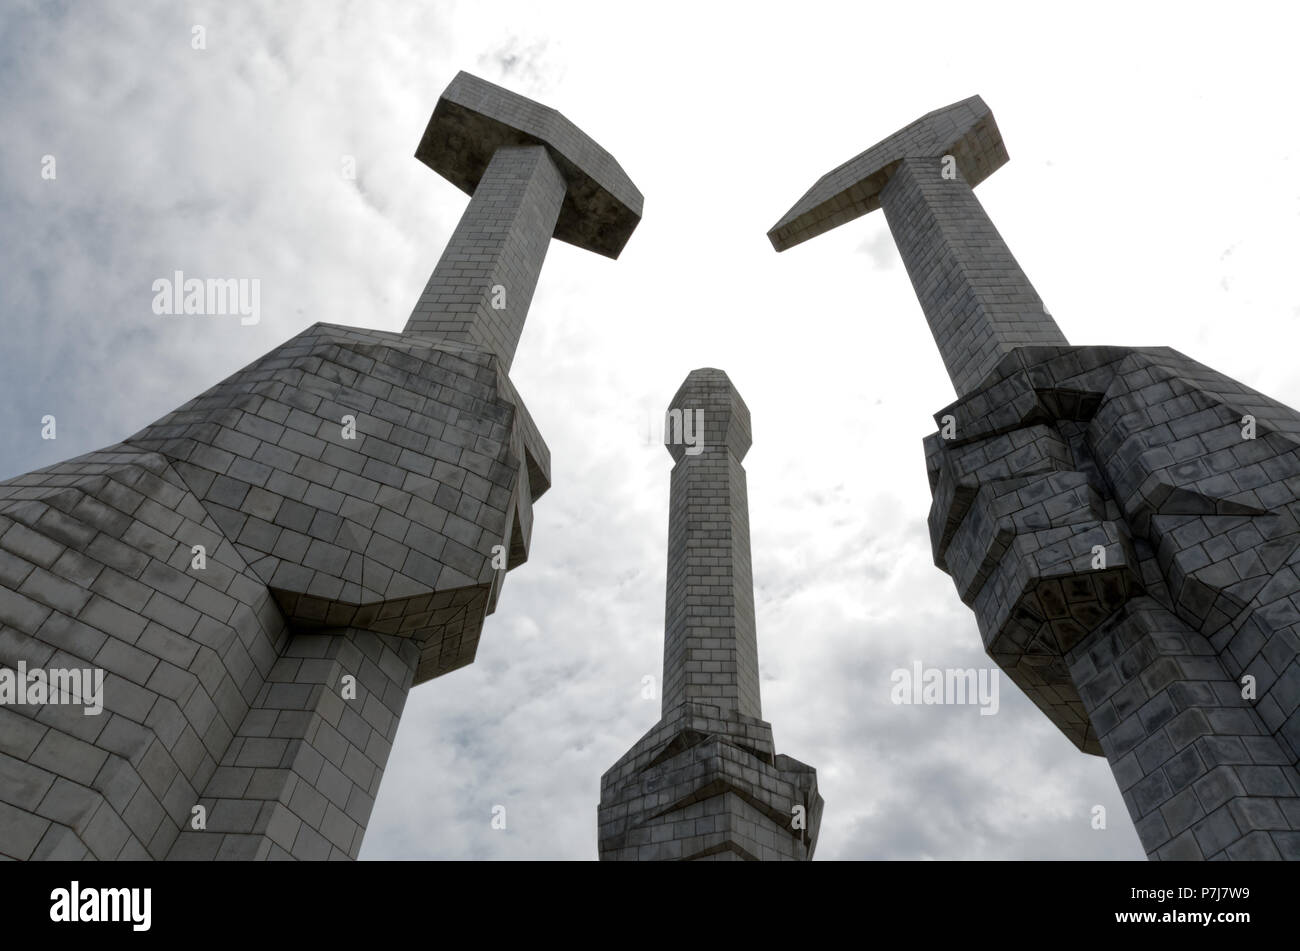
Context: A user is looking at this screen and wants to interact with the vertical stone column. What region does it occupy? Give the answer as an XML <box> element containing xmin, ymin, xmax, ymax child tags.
<box><xmin>661</xmin><ymin>370</ymin><xmax>760</xmax><ymax>719</ymax></box>
<box><xmin>599</xmin><ymin>369</ymin><xmax>821</xmax><ymax>861</ymax></box>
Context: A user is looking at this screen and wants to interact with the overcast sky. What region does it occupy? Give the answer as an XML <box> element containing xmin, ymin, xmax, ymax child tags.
<box><xmin>3</xmin><ymin>0</ymin><xmax>1299</xmax><ymax>860</ymax></box>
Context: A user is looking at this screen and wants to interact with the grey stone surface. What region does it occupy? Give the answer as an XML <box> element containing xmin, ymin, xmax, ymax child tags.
<box><xmin>416</xmin><ymin>71</ymin><xmax>642</xmax><ymax>259</ymax></box>
<box><xmin>769</xmin><ymin>96</ymin><xmax>1064</xmax><ymax>398</ymax></box>
<box><xmin>661</xmin><ymin>370</ymin><xmax>759</xmax><ymax>718</ymax></box>
<box><xmin>598</xmin><ymin>370</ymin><xmax>821</xmax><ymax>861</ymax></box>
<box><xmin>0</xmin><ymin>71</ymin><xmax>640</xmax><ymax>860</ymax></box>
<box><xmin>767</xmin><ymin>96</ymin><xmax>1006</xmax><ymax>252</ymax></box>
<box><xmin>773</xmin><ymin>97</ymin><xmax>1300</xmax><ymax>860</ymax></box>
<box><xmin>406</xmin><ymin>145</ymin><xmax>566</xmax><ymax>370</ymax></box>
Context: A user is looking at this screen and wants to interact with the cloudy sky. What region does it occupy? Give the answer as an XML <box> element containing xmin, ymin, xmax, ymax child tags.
<box><xmin>3</xmin><ymin>0</ymin><xmax>1299</xmax><ymax>860</ymax></box>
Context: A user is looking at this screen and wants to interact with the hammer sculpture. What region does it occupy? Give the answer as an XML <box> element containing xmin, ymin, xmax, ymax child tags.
<box><xmin>0</xmin><ymin>72</ymin><xmax>641</xmax><ymax>860</ymax></box>
<box><xmin>771</xmin><ymin>97</ymin><xmax>1300</xmax><ymax>860</ymax></box>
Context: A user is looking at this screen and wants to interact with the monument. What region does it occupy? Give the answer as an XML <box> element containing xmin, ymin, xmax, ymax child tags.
<box><xmin>770</xmin><ymin>96</ymin><xmax>1300</xmax><ymax>860</ymax></box>
<box><xmin>598</xmin><ymin>369</ymin><xmax>822</xmax><ymax>860</ymax></box>
<box><xmin>0</xmin><ymin>72</ymin><xmax>642</xmax><ymax>859</ymax></box>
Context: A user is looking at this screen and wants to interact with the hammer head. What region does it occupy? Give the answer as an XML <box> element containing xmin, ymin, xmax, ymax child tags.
<box><xmin>416</xmin><ymin>71</ymin><xmax>644</xmax><ymax>259</ymax></box>
<box><xmin>767</xmin><ymin>95</ymin><xmax>1007</xmax><ymax>252</ymax></box>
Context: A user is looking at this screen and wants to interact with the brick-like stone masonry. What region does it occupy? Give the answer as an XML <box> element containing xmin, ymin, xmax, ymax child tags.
<box><xmin>0</xmin><ymin>71</ymin><xmax>642</xmax><ymax>859</ymax></box>
<box><xmin>406</xmin><ymin>145</ymin><xmax>565</xmax><ymax>368</ymax></box>
<box><xmin>599</xmin><ymin>370</ymin><xmax>822</xmax><ymax>860</ymax></box>
<box><xmin>771</xmin><ymin>97</ymin><xmax>1300</xmax><ymax>859</ymax></box>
